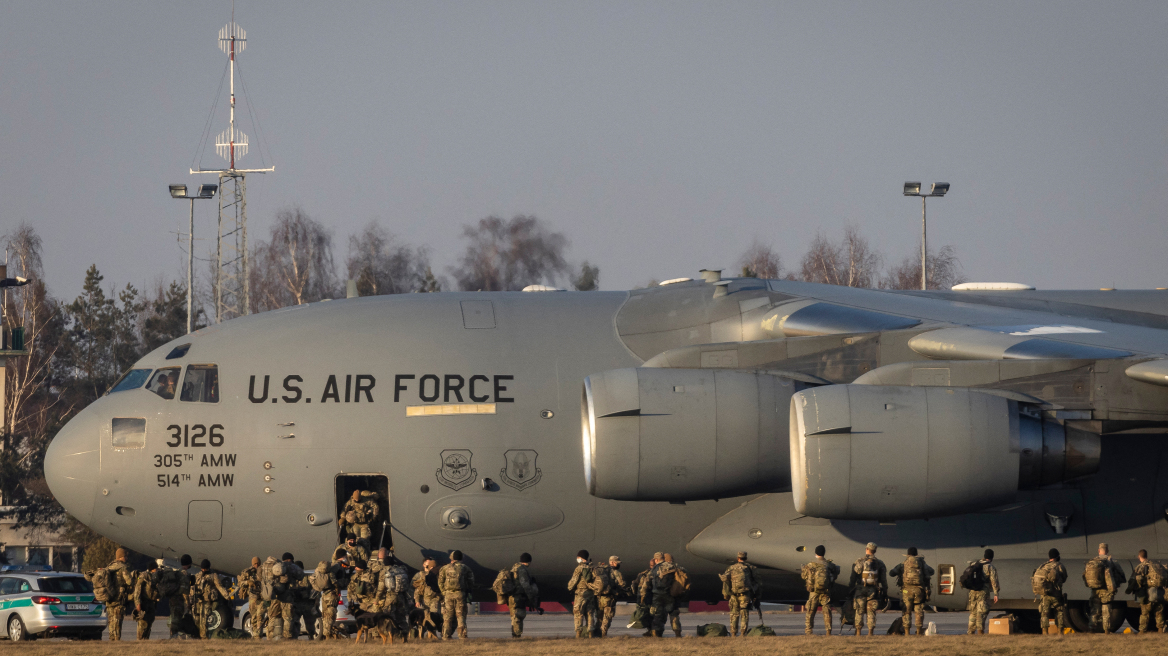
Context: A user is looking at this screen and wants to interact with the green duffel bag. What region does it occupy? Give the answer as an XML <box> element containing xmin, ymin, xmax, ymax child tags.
<box><xmin>746</xmin><ymin>624</ymin><xmax>776</xmax><ymax>637</ymax></box>
<box><xmin>627</xmin><ymin>604</ymin><xmax>649</xmax><ymax>629</ymax></box>
<box><xmin>697</xmin><ymin>623</ymin><xmax>730</xmax><ymax>637</ymax></box>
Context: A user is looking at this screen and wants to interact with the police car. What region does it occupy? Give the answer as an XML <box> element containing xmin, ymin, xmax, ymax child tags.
<box><xmin>0</xmin><ymin>570</ymin><xmax>106</xmax><ymax>641</ymax></box>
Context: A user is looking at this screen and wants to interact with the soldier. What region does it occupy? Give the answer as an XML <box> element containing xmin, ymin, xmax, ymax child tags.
<box><xmin>193</xmin><ymin>559</ymin><xmax>232</xmax><ymax>639</ymax></box>
<box><xmin>238</xmin><ymin>557</ymin><xmax>265</xmax><ymax>639</ymax></box>
<box><xmin>801</xmin><ymin>545</ymin><xmax>839</xmax><ymax>636</ymax></box>
<box><xmin>1034</xmin><ymin>548</ymin><xmax>1068</xmax><ymax>634</ymax></box>
<box><xmin>722</xmin><ymin>551</ymin><xmax>761</xmax><ymax>637</ymax></box>
<box><xmin>632</xmin><ymin>555</ymin><xmax>658</xmax><ymax>636</ymax></box>
<box><xmin>889</xmin><ymin>547</ymin><xmax>933</xmax><ymax>636</ymax></box>
<box><xmin>369</xmin><ymin>547</ymin><xmax>388</xmax><ymax>579</ymax></box>
<box><xmin>292</xmin><ymin>559</ymin><xmax>319</xmax><ymax>640</ymax></box>
<box><xmin>594</xmin><ymin>555</ymin><xmax>629</xmax><ymax>637</ymax></box>
<box><xmin>438</xmin><ymin>550</ymin><xmax>474</xmax><ymax>639</ymax></box>
<box><xmin>848</xmin><ymin>542</ymin><xmax>887</xmax><ymax>636</ymax></box>
<box><xmin>315</xmin><ymin>558</ymin><xmax>347</xmax><ymax>640</ymax></box>
<box><xmin>341</xmin><ymin>536</ymin><xmax>369</xmax><ymax>565</ymax></box>
<box><xmin>1130</xmin><ymin>549</ymin><xmax>1167</xmax><ymax>633</ymax></box>
<box><xmin>640</xmin><ymin>551</ymin><xmax>678</xmax><ymax>638</ymax></box>
<box><xmin>88</xmin><ymin>547</ymin><xmax>136</xmax><ymax>641</ymax></box>
<box><xmin>340</xmin><ymin>489</ymin><xmax>380</xmax><ymax>550</ymax></box>
<box><xmin>412</xmin><ymin>557</ymin><xmax>442</xmax><ymax>639</ymax></box>
<box><xmin>264</xmin><ymin>555</ymin><xmax>294</xmax><ymax>640</ymax></box>
<box><xmin>662</xmin><ymin>554</ymin><xmax>687</xmax><ymax>637</ymax></box>
<box><xmin>377</xmin><ymin>554</ymin><xmax>412</xmax><ymax>642</ymax></box>
<box><xmin>964</xmin><ymin>549</ymin><xmax>1000</xmax><ymax>634</ymax></box>
<box><xmin>162</xmin><ymin>554</ymin><xmax>192</xmax><ymax>639</ymax></box>
<box><xmin>1085</xmin><ymin>542</ymin><xmax>1126</xmax><ymax>633</ymax></box>
<box><xmin>506</xmin><ymin>553</ymin><xmax>538</xmax><ymax>638</ymax></box>
<box><xmin>568</xmin><ymin>549</ymin><xmax>599</xmax><ymax>638</ymax></box>
<box><xmin>132</xmin><ymin>560</ymin><xmax>161</xmax><ymax>640</ymax></box>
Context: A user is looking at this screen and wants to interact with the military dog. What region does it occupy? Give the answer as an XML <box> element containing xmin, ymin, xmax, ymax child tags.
<box><xmin>408</xmin><ymin>608</ymin><xmax>443</xmax><ymax>639</ymax></box>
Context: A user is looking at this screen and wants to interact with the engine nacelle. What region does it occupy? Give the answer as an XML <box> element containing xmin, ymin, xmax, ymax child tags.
<box><xmin>583</xmin><ymin>368</ymin><xmax>801</xmax><ymax>501</ymax></box>
<box><xmin>790</xmin><ymin>385</ymin><xmax>1100</xmax><ymax>520</ymax></box>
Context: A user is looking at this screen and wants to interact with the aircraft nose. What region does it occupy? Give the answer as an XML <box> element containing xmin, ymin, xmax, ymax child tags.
<box><xmin>45</xmin><ymin>410</ymin><xmax>100</xmax><ymax>525</ymax></box>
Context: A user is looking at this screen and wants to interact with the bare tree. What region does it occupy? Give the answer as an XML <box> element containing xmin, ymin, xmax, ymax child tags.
<box><xmin>251</xmin><ymin>207</ymin><xmax>338</xmax><ymax>311</ymax></box>
<box><xmin>883</xmin><ymin>244</ymin><xmax>965</xmax><ymax>290</ymax></box>
<box><xmin>345</xmin><ymin>221</ymin><xmax>432</xmax><ymax>295</ymax></box>
<box><xmin>450</xmin><ymin>215</ymin><xmax>569</xmax><ymax>291</ymax></box>
<box><xmin>798</xmin><ymin>226</ymin><xmax>881</xmax><ymax>288</ymax></box>
<box><xmin>739</xmin><ymin>239</ymin><xmax>783</xmax><ymax>279</ymax></box>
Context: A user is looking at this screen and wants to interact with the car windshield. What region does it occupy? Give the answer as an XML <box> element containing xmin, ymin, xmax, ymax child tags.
<box><xmin>38</xmin><ymin>577</ymin><xmax>93</xmax><ymax>593</ymax></box>
<box><xmin>109</xmin><ymin>369</ymin><xmax>152</xmax><ymax>394</ymax></box>
<box><xmin>146</xmin><ymin>367</ymin><xmax>181</xmax><ymax>400</ymax></box>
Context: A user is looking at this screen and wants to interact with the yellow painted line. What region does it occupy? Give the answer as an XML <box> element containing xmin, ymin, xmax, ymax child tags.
<box><xmin>406</xmin><ymin>403</ymin><xmax>497</xmax><ymax>417</ymax></box>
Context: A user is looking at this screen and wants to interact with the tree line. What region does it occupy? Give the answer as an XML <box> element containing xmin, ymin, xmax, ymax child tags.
<box><xmin>0</xmin><ymin>211</ymin><xmax>960</xmax><ymax>565</ymax></box>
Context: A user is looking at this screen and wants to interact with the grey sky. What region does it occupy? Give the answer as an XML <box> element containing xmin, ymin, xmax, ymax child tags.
<box><xmin>3</xmin><ymin>1</ymin><xmax>1167</xmax><ymax>300</ymax></box>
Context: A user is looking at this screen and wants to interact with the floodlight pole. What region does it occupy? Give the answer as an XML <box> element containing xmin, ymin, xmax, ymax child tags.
<box><xmin>187</xmin><ymin>198</ymin><xmax>195</xmax><ymax>333</ymax></box>
<box><xmin>920</xmin><ymin>196</ymin><xmax>927</xmax><ymax>291</ymax></box>
<box><xmin>904</xmin><ymin>182</ymin><xmax>950</xmax><ymax>291</ymax></box>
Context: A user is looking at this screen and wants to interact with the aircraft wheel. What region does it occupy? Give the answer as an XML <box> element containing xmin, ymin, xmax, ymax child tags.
<box><xmin>1124</xmin><ymin>607</ymin><xmax>1143</xmax><ymax>633</ymax></box>
<box><xmin>1012</xmin><ymin>610</ymin><xmax>1043</xmax><ymax>634</ymax></box>
<box><xmin>1067</xmin><ymin>603</ymin><xmax>1125</xmax><ymax>633</ymax></box>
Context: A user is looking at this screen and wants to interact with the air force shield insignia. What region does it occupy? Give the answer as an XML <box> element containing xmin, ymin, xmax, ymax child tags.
<box><xmin>500</xmin><ymin>449</ymin><xmax>542</xmax><ymax>491</ymax></box>
<box><xmin>436</xmin><ymin>450</ymin><xmax>477</xmax><ymax>490</ymax></box>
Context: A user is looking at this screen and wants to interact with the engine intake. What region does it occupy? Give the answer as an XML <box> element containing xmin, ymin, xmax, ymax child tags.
<box><xmin>583</xmin><ymin>368</ymin><xmax>801</xmax><ymax>501</ymax></box>
<box><xmin>790</xmin><ymin>385</ymin><xmax>1100</xmax><ymax>520</ymax></box>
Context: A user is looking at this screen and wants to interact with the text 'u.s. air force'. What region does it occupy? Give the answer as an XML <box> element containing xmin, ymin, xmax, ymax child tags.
<box><xmin>247</xmin><ymin>374</ymin><xmax>515</xmax><ymax>404</ymax></box>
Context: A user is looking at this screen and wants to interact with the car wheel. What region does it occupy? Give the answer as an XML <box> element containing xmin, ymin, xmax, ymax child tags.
<box><xmin>206</xmin><ymin>608</ymin><xmax>225</xmax><ymax>633</ymax></box>
<box><xmin>241</xmin><ymin>612</ymin><xmax>252</xmax><ymax>637</ymax></box>
<box><xmin>7</xmin><ymin>615</ymin><xmax>33</xmax><ymax>642</ymax></box>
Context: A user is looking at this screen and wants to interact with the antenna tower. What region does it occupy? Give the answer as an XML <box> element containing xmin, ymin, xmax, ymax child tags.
<box><xmin>191</xmin><ymin>14</ymin><xmax>274</xmax><ymax>322</ymax></box>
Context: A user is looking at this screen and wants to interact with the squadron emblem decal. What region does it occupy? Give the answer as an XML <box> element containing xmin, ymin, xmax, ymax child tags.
<box><xmin>436</xmin><ymin>450</ymin><xmax>477</xmax><ymax>491</ymax></box>
<box><xmin>500</xmin><ymin>449</ymin><xmax>542</xmax><ymax>491</ymax></box>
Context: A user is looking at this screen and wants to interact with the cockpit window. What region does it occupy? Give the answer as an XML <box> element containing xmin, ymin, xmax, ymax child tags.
<box><xmin>108</xmin><ymin>369</ymin><xmax>152</xmax><ymax>394</ymax></box>
<box><xmin>180</xmin><ymin>365</ymin><xmax>219</xmax><ymax>404</ymax></box>
<box><xmin>146</xmin><ymin>367</ymin><xmax>181</xmax><ymax>400</ymax></box>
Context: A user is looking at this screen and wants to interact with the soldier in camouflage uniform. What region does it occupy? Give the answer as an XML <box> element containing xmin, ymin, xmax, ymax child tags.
<box><xmin>640</xmin><ymin>551</ymin><xmax>679</xmax><ymax>638</ymax></box>
<box><xmin>632</xmin><ymin>555</ymin><xmax>658</xmax><ymax>636</ymax></box>
<box><xmin>662</xmin><ymin>554</ymin><xmax>686</xmax><ymax>637</ymax></box>
<box><xmin>568</xmin><ymin>549</ymin><xmax>599</xmax><ymax>638</ymax></box>
<box><xmin>89</xmin><ymin>548</ymin><xmax>136</xmax><ymax>641</ymax></box>
<box><xmin>1084</xmin><ymin>542</ymin><xmax>1126</xmax><ymax>634</ymax></box>
<box><xmin>339</xmin><ymin>536</ymin><xmax>369</xmax><ymax>566</ymax></box>
<box><xmin>506</xmin><ymin>553</ymin><xmax>538</xmax><ymax>637</ymax></box>
<box><xmin>340</xmin><ymin>489</ymin><xmax>380</xmax><ymax>550</ymax></box>
<box><xmin>193</xmin><ymin>559</ymin><xmax>232</xmax><ymax>639</ymax></box>
<box><xmin>1035</xmin><ymin>548</ymin><xmax>1068</xmax><ymax>634</ymax></box>
<box><xmin>438</xmin><ymin>550</ymin><xmax>474</xmax><ymax>639</ymax></box>
<box><xmin>164</xmin><ymin>554</ymin><xmax>192</xmax><ymax>638</ymax></box>
<box><xmin>848</xmin><ymin>542</ymin><xmax>887</xmax><ymax>636</ymax></box>
<box><xmin>264</xmin><ymin>556</ymin><xmax>295</xmax><ymax>640</ymax></box>
<box><xmin>238</xmin><ymin>557</ymin><xmax>265</xmax><ymax>639</ymax></box>
<box><xmin>317</xmin><ymin>559</ymin><xmax>348</xmax><ymax>640</ymax></box>
<box><xmin>377</xmin><ymin>554</ymin><xmax>412</xmax><ymax>642</ymax></box>
<box><xmin>889</xmin><ymin>547</ymin><xmax>933</xmax><ymax>636</ymax></box>
<box><xmin>347</xmin><ymin>559</ymin><xmax>381</xmax><ymax>634</ymax></box>
<box><xmin>594</xmin><ymin>555</ymin><xmax>629</xmax><ymax>637</ymax></box>
<box><xmin>801</xmin><ymin>545</ymin><xmax>839</xmax><ymax>636</ymax></box>
<box><xmin>132</xmin><ymin>560</ymin><xmax>161</xmax><ymax>640</ymax></box>
<box><xmin>1130</xmin><ymin>549</ymin><xmax>1167</xmax><ymax>633</ymax></box>
<box><xmin>412</xmin><ymin>558</ymin><xmax>442</xmax><ymax>639</ymax></box>
<box><xmin>722</xmin><ymin>551</ymin><xmax>760</xmax><ymax>637</ymax></box>
<box><xmin>291</xmin><ymin>560</ymin><xmax>318</xmax><ymax>640</ymax></box>
<box><xmin>966</xmin><ymin>549</ymin><xmax>1000</xmax><ymax>634</ymax></box>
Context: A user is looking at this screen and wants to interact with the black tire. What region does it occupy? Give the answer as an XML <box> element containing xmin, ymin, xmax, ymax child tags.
<box><xmin>1125</xmin><ymin>607</ymin><xmax>1143</xmax><ymax>633</ymax></box>
<box><xmin>206</xmin><ymin>608</ymin><xmax>226</xmax><ymax>633</ymax></box>
<box><xmin>78</xmin><ymin>630</ymin><xmax>104</xmax><ymax>641</ymax></box>
<box><xmin>7</xmin><ymin>615</ymin><xmax>33</xmax><ymax>642</ymax></box>
<box><xmin>241</xmin><ymin>612</ymin><xmax>253</xmax><ymax>637</ymax></box>
<box><xmin>1067</xmin><ymin>602</ymin><xmax>1125</xmax><ymax>633</ymax></box>
<box><xmin>1013</xmin><ymin>610</ymin><xmax>1043</xmax><ymax>634</ymax></box>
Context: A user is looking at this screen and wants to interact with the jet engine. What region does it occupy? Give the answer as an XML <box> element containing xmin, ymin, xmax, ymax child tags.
<box><xmin>790</xmin><ymin>385</ymin><xmax>1100</xmax><ymax>520</ymax></box>
<box><xmin>582</xmin><ymin>368</ymin><xmax>803</xmax><ymax>501</ymax></box>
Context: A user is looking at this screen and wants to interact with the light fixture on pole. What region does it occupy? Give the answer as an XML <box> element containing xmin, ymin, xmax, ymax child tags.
<box><xmin>903</xmin><ymin>182</ymin><xmax>950</xmax><ymax>290</ymax></box>
<box><xmin>169</xmin><ymin>183</ymin><xmax>218</xmax><ymax>334</ymax></box>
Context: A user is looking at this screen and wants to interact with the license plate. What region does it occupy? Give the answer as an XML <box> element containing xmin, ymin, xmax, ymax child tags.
<box><xmin>66</xmin><ymin>603</ymin><xmax>89</xmax><ymax>611</ymax></box>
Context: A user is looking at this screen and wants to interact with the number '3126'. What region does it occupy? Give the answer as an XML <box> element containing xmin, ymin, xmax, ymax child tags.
<box><xmin>166</xmin><ymin>424</ymin><xmax>225</xmax><ymax>448</ymax></box>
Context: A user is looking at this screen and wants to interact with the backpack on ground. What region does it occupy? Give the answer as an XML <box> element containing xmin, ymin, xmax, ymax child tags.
<box><xmin>746</xmin><ymin>624</ymin><xmax>776</xmax><ymax>637</ymax></box>
<box><xmin>960</xmin><ymin>562</ymin><xmax>987</xmax><ymax>591</ymax></box>
<box><xmin>669</xmin><ymin>568</ymin><xmax>690</xmax><ymax>598</ymax></box>
<box><xmin>902</xmin><ymin>556</ymin><xmax>923</xmax><ymax>587</ymax></box>
<box><xmin>311</xmin><ymin>562</ymin><xmax>332</xmax><ymax>592</ymax></box>
<box><xmin>627</xmin><ymin>604</ymin><xmax>649</xmax><ymax>629</ymax></box>
<box><xmin>492</xmin><ymin>568</ymin><xmax>516</xmax><ymax>603</ymax></box>
<box><xmin>697</xmin><ymin>623</ymin><xmax>730</xmax><ymax>637</ymax></box>
<box><xmin>590</xmin><ymin>564</ymin><xmax>615</xmax><ymax>596</ymax></box>
<box><xmin>1084</xmin><ymin>558</ymin><xmax>1107</xmax><ymax>589</ymax></box>
<box><xmin>89</xmin><ymin>567</ymin><xmax>117</xmax><ymax>603</ymax></box>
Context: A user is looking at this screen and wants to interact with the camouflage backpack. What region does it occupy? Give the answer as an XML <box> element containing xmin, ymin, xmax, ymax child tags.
<box><xmin>492</xmin><ymin>567</ymin><xmax>516</xmax><ymax>602</ymax></box>
<box><xmin>590</xmin><ymin>563</ymin><xmax>615</xmax><ymax>596</ymax></box>
<box><xmin>260</xmin><ymin>557</ymin><xmax>279</xmax><ymax>601</ymax></box>
<box><xmin>718</xmin><ymin>572</ymin><xmax>732</xmax><ymax>599</ymax></box>
<box><xmin>384</xmin><ymin>565</ymin><xmax>409</xmax><ymax>596</ymax></box>
<box><xmin>89</xmin><ymin>566</ymin><xmax>118</xmax><ymax>603</ymax></box>
<box><xmin>669</xmin><ymin>567</ymin><xmax>690</xmax><ymax>598</ymax></box>
<box><xmin>802</xmin><ymin>561</ymin><xmax>832</xmax><ymax>593</ymax></box>
<box><xmin>1031</xmin><ymin>563</ymin><xmax>1058</xmax><ymax>597</ymax></box>
<box><xmin>1148</xmin><ymin>562</ymin><xmax>1167</xmax><ymax>588</ymax></box>
<box><xmin>902</xmin><ymin>556</ymin><xmax>924</xmax><ymax>587</ymax></box>
<box><xmin>856</xmin><ymin>556</ymin><xmax>878</xmax><ymax>586</ymax></box>
<box><xmin>730</xmin><ymin>563</ymin><xmax>751</xmax><ymax>594</ymax></box>
<box><xmin>1084</xmin><ymin>558</ymin><xmax>1107</xmax><ymax>589</ymax></box>
<box><xmin>311</xmin><ymin>561</ymin><xmax>333</xmax><ymax>592</ymax></box>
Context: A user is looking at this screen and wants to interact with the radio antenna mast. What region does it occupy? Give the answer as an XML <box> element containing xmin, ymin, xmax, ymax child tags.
<box><xmin>191</xmin><ymin>6</ymin><xmax>274</xmax><ymax>323</ymax></box>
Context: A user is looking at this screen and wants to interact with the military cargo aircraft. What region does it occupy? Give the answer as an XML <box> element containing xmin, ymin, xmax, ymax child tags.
<box><xmin>45</xmin><ymin>271</ymin><xmax>1168</xmax><ymax>632</ymax></box>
